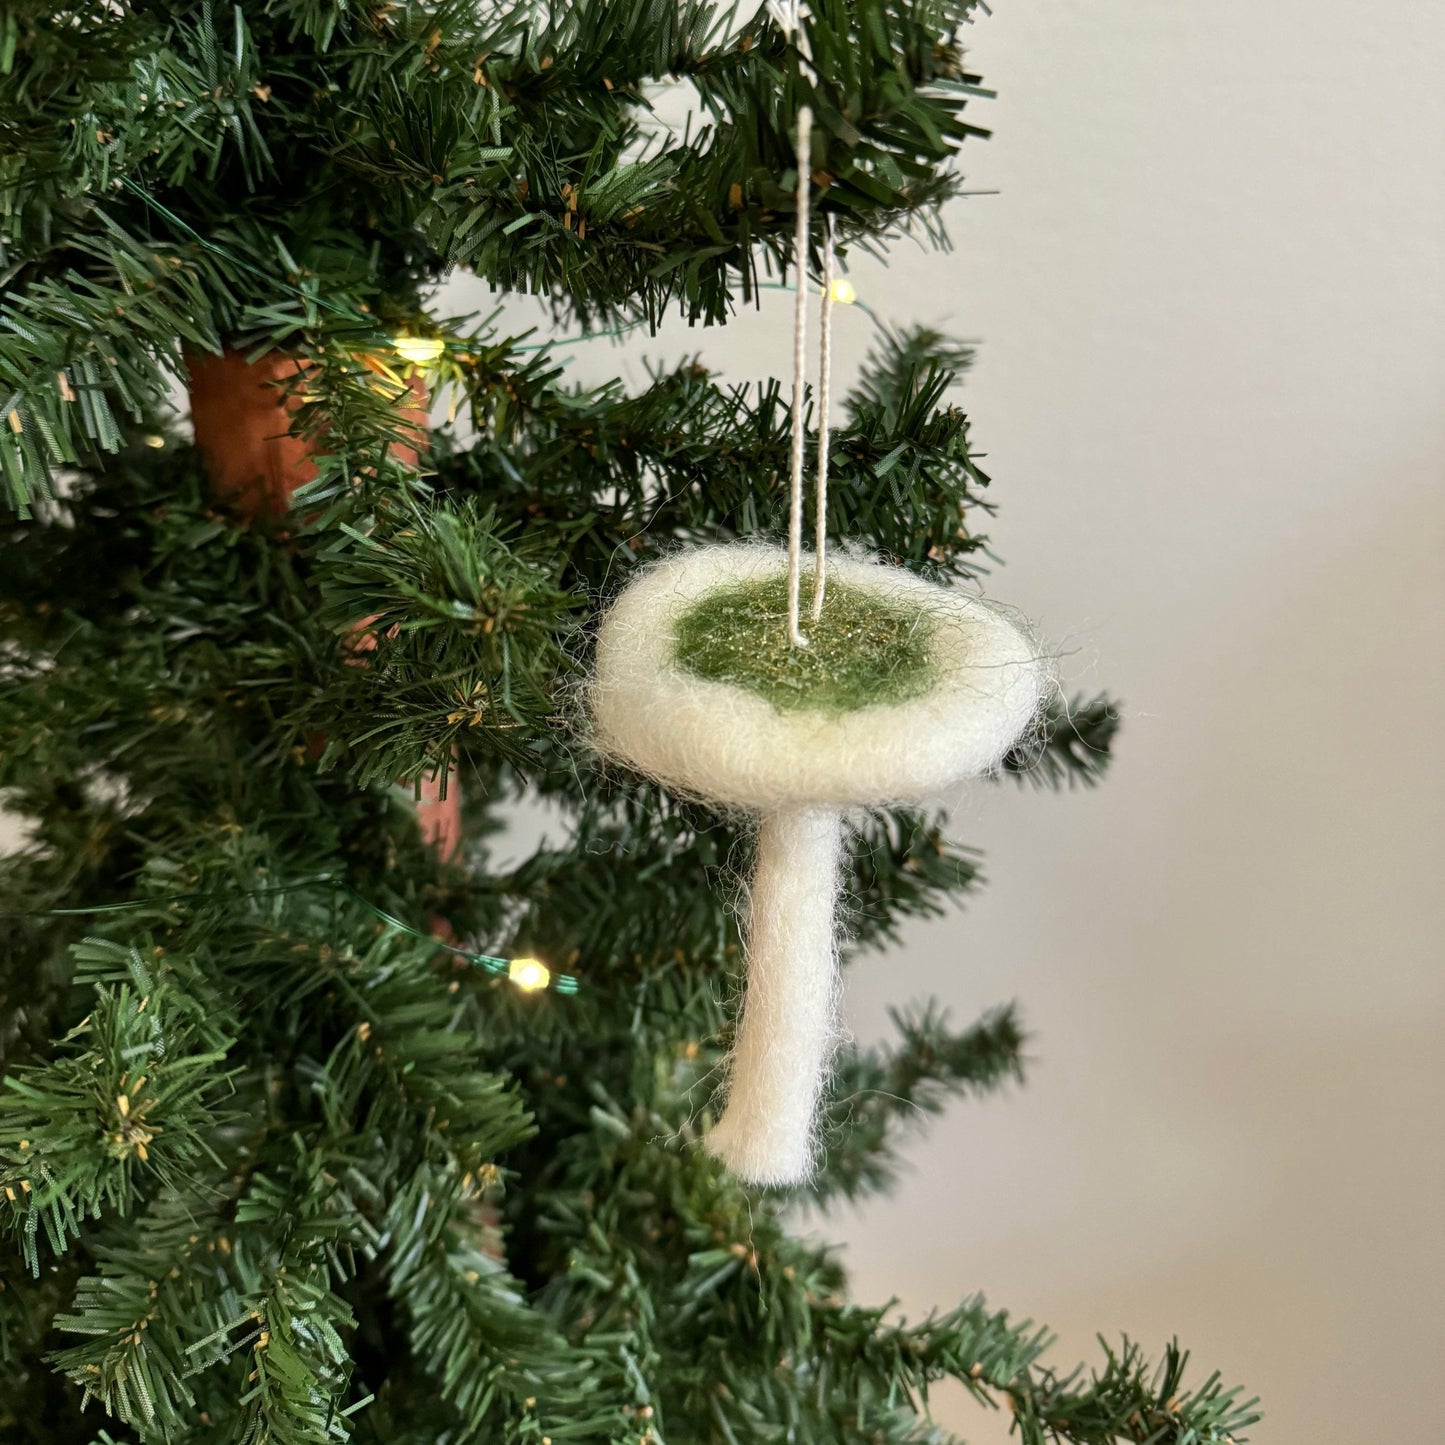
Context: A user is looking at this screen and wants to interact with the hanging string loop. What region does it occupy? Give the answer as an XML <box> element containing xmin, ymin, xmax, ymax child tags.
<box><xmin>782</xmin><ymin>1</ymin><xmax>837</xmax><ymax>643</ymax></box>
<box><xmin>786</xmin><ymin>104</ymin><xmax>813</xmax><ymax>648</ymax></box>
<box><xmin>812</xmin><ymin>211</ymin><xmax>835</xmax><ymax>622</ymax></box>
<box><xmin>785</xmin><ymin>114</ymin><xmax>839</xmax><ymax>641</ymax></box>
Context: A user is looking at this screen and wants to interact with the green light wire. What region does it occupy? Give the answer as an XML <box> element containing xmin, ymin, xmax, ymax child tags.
<box><xmin>30</xmin><ymin>874</ymin><xmax>579</xmax><ymax>995</ymax></box>
<box><xmin>759</xmin><ymin>279</ymin><xmax>887</xmax><ymax>333</ymax></box>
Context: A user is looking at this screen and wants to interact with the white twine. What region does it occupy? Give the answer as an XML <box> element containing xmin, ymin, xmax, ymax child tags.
<box><xmin>812</xmin><ymin>211</ymin><xmax>835</xmax><ymax>622</ymax></box>
<box><xmin>786</xmin><ymin>104</ymin><xmax>813</xmax><ymax>649</ymax></box>
<box><xmin>782</xmin><ymin>2</ymin><xmax>834</xmax><ymax>644</ymax></box>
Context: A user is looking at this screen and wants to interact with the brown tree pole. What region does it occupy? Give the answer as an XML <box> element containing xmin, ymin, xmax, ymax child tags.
<box><xmin>187</xmin><ymin>349</ymin><xmax>461</xmax><ymax>861</ymax></box>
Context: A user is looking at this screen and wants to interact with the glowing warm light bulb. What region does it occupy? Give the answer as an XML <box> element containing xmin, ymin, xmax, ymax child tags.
<box><xmin>827</xmin><ymin>278</ymin><xmax>857</xmax><ymax>305</ymax></box>
<box><xmin>508</xmin><ymin>957</ymin><xmax>551</xmax><ymax>992</ymax></box>
<box><xmin>143</xmin><ymin>434</ymin><xmax>167</xmax><ymax>449</ymax></box>
<box><xmin>392</xmin><ymin>334</ymin><xmax>446</xmax><ymax>366</ymax></box>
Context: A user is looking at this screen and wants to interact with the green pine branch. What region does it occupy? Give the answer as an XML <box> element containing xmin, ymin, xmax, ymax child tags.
<box><xmin>822</xmin><ymin>1299</ymin><xmax>1260</xmax><ymax>1445</ymax></box>
<box><xmin>2</xmin><ymin>0</ymin><xmax>995</xmax><ymax>510</ymax></box>
<box><xmin>433</xmin><ymin>343</ymin><xmax>989</xmax><ymax>588</ymax></box>
<box><xmin>380</xmin><ymin>1166</ymin><xmax>596</xmax><ymax>1444</ymax></box>
<box><xmin>815</xmin><ymin>1003</ymin><xmax>1025</xmax><ymax>1204</ymax></box>
<box><xmin>304</xmin><ymin>500</ymin><xmax>580</xmax><ymax>789</ymax></box>
<box><xmin>845</xmin><ymin>809</ymin><xmax>983</xmax><ymax>950</ymax></box>
<box><xmin>0</xmin><ymin>964</ymin><xmax>235</xmax><ymax>1274</ymax></box>
<box><xmin>1003</xmin><ymin>693</ymin><xmax>1121</xmax><ymax>789</ymax></box>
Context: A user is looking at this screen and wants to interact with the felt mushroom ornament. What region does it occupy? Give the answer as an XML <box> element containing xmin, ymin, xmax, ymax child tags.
<box><xmin>590</xmin><ymin>545</ymin><xmax>1044</xmax><ymax>1185</ymax></box>
<box><xmin>589</xmin><ymin>107</ymin><xmax>1048</xmax><ymax>1186</ymax></box>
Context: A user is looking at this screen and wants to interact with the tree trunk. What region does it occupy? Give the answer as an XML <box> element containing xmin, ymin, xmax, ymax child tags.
<box><xmin>186</xmin><ymin>349</ymin><xmax>459</xmax><ymax>859</ymax></box>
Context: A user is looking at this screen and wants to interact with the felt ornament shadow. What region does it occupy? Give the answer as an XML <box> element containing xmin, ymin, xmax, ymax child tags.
<box><xmin>590</xmin><ymin>544</ymin><xmax>1046</xmax><ymax>1185</ymax></box>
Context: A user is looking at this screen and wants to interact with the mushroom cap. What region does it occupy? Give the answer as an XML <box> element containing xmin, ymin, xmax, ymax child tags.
<box><xmin>591</xmin><ymin>545</ymin><xmax>1046</xmax><ymax>811</ymax></box>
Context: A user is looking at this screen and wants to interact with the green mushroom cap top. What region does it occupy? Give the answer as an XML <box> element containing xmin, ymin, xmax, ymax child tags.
<box><xmin>593</xmin><ymin>544</ymin><xmax>1043</xmax><ymax>811</ymax></box>
<box><xmin>673</xmin><ymin>573</ymin><xmax>938</xmax><ymax>715</ymax></box>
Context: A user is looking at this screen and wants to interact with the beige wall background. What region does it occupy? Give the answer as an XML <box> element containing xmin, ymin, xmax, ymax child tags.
<box><xmin>817</xmin><ymin>3</ymin><xmax>1445</xmax><ymax>1440</ymax></box>
<box><xmin>480</xmin><ymin>2</ymin><xmax>1441</xmax><ymax>1439</ymax></box>
<box><xmin>5</xmin><ymin>2</ymin><xmax>1441</xmax><ymax>1441</ymax></box>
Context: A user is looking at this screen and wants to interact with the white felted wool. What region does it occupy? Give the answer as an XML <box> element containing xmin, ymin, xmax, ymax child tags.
<box><xmin>704</xmin><ymin>807</ymin><xmax>845</xmax><ymax>1185</ymax></box>
<box><xmin>589</xmin><ymin>542</ymin><xmax>1047</xmax><ymax>1186</ymax></box>
<box><xmin>591</xmin><ymin>544</ymin><xmax>1043</xmax><ymax>811</ymax></box>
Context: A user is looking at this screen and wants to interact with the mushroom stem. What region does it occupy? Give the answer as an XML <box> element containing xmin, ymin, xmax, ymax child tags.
<box><xmin>706</xmin><ymin>806</ymin><xmax>846</xmax><ymax>1186</ymax></box>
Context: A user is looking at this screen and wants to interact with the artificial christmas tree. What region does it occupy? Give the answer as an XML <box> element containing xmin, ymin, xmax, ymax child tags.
<box><xmin>0</xmin><ymin>3</ymin><xmax>1258</xmax><ymax>1441</ymax></box>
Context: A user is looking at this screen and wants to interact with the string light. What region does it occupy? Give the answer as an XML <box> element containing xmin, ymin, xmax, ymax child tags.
<box><xmin>31</xmin><ymin>877</ymin><xmax>580</xmax><ymax>994</ymax></box>
<box><xmin>759</xmin><ymin>279</ymin><xmax>881</xmax><ymax>329</ymax></box>
<box><xmin>392</xmin><ymin>334</ymin><xmax>446</xmax><ymax>366</ymax></box>
<box><xmin>508</xmin><ymin>957</ymin><xmax>551</xmax><ymax>992</ymax></box>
